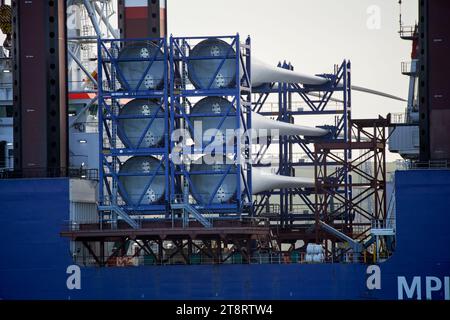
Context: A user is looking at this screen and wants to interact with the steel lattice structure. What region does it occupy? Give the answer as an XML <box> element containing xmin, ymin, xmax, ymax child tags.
<box><xmin>97</xmin><ymin>37</ymin><xmax>170</xmax><ymax>228</ymax></box>
<box><xmin>169</xmin><ymin>35</ymin><xmax>252</xmax><ymax>216</ymax></box>
<box><xmin>252</xmin><ymin>61</ymin><xmax>352</xmax><ymax>246</ymax></box>
<box><xmin>314</xmin><ymin>116</ymin><xmax>389</xmax><ymax>262</ymax></box>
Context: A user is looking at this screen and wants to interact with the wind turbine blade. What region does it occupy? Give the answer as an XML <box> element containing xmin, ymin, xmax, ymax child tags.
<box><xmin>351</xmin><ymin>85</ymin><xmax>406</xmax><ymax>102</ymax></box>
<box><xmin>252</xmin><ymin>58</ymin><xmax>328</xmax><ymax>86</ymax></box>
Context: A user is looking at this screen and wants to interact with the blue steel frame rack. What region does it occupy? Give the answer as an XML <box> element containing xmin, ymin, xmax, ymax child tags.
<box><xmin>97</xmin><ymin>38</ymin><xmax>170</xmax><ymax>228</ymax></box>
<box><xmin>169</xmin><ymin>34</ymin><xmax>252</xmax><ymax>216</ymax></box>
<box><xmin>252</xmin><ymin>61</ymin><xmax>351</xmax><ymax>230</ymax></box>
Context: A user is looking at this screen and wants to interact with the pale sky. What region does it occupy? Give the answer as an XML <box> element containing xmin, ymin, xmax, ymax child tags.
<box><xmin>1</xmin><ymin>0</ymin><xmax>418</xmax><ymax>162</ymax></box>
<box><xmin>168</xmin><ymin>0</ymin><xmax>418</xmax><ymax>161</ymax></box>
<box><xmin>168</xmin><ymin>0</ymin><xmax>418</xmax><ymax>119</ymax></box>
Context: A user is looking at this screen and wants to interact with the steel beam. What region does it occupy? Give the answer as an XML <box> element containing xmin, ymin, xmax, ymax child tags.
<box><xmin>67</xmin><ymin>48</ymin><xmax>98</xmax><ymax>86</ymax></box>
<box><xmin>93</xmin><ymin>1</ymin><xmax>119</xmax><ymax>39</ymax></box>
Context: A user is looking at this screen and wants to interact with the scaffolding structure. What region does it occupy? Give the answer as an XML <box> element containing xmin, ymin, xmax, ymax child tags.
<box><xmin>67</xmin><ymin>0</ymin><xmax>117</xmax><ymax>94</ymax></box>
<box><xmin>61</xmin><ymin>218</ymin><xmax>272</xmax><ymax>267</ymax></box>
<box><xmin>65</xmin><ymin>31</ymin><xmax>389</xmax><ymax>265</ymax></box>
<box><xmin>314</xmin><ymin>116</ymin><xmax>389</xmax><ymax>262</ymax></box>
<box><xmin>252</xmin><ymin>61</ymin><xmax>351</xmax><ymax>245</ymax></box>
<box><xmin>169</xmin><ymin>35</ymin><xmax>252</xmax><ymax>216</ymax></box>
<box><xmin>97</xmin><ymin>37</ymin><xmax>170</xmax><ymax>228</ymax></box>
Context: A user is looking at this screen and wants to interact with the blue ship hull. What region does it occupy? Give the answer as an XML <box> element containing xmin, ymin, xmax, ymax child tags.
<box><xmin>1</xmin><ymin>170</ymin><xmax>449</xmax><ymax>300</ymax></box>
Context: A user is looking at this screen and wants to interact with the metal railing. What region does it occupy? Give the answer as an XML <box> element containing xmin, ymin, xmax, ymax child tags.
<box><xmin>0</xmin><ymin>81</ymin><xmax>12</xmax><ymax>89</ymax></box>
<box><xmin>68</xmin><ymin>80</ymin><xmax>97</xmax><ymax>92</ymax></box>
<box><xmin>256</xmin><ymin>203</ymin><xmax>280</xmax><ymax>216</ymax></box>
<box><xmin>63</xmin><ymin>214</ymin><xmax>269</xmax><ymax>232</ymax></box>
<box><xmin>0</xmin><ymin>155</ymin><xmax>13</xmax><ymax>170</ymax></box>
<box><xmin>69</xmin><ymin>251</ymin><xmax>371</xmax><ymax>267</ymax></box>
<box><xmin>408</xmin><ymin>160</ymin><xmax>449</xmax><ymax>170</ymax></box>
<box><xmin>0</xmin><ymin>167</ymin><xmax>98</xmax><ymax>180</ymax></box>
<box><xmin>401</xmin><ymin>61</ymin><xmax>415</xmax><ymax>75</ymax></box>
<box><xmin>287</xmin><ymin>204</ymin><xmax>313</xmax><ymax>215</ymax></box>
<box><xmin>390</xmin><ymin>112</ymin><xmax>406</xmax><ymax>124</ymax></box>
<box><xmin>256</xmin><ymin>100</ymin><xmax>343</xmax><ymax>114</ymax></box>
<box><xmin>101</xmin><ymin>194</ymin><xmax>165</xmax><ymax>207</ymax></box>
<box><xmin>69</xmin><ymin>168</ymin><xmax>99</xmax><ymax>180</ymax></box>
<box><xmin>65</xmin><ymin>219</ymin><xmax>99</xmax><ymax>231</ymax></box>
<box><xmin>71</xmin><ymin>121</ymin><xmax>99</xmax><ymax>133</ymax></box>
<box><xmin>399</xmin><ymin>25</ymin><xmax>418</xmax><ymax>39</ymax></box>
<box><xmin>254</xmin><ymin>152</ymin><xmax>324</xmax><ymax>165</ymax></box>
<box><xmin>372</xmin><ymin>218</ymin><xmax>396</xmax><ymax>230</ymax></box>
<box><xmin>170</xmin><ymin>193</ymin><xmax>238</xmax><ymax>207</ymax></box>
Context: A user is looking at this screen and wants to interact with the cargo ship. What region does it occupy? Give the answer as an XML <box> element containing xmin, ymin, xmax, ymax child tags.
<box><xmin>0</xmin><ymin>0</ymin><xmax>449</xmax><ymax>300</ymax></box>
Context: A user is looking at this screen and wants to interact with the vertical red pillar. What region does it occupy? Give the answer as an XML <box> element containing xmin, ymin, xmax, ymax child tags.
<box><xmin>419</xmin><ymin>0</ymin><xmax>450</xmax><ymax>161</ymax></box>
<box><xmin>12</xmin><ymin>0</ymin><xmax>67</xmax><ymax>176</ymax></box>
<box><xmin>427</xmin><ymin>1</ymin><xmax>450</xmax><ymax>161</ymax></box>
<box><xmin>118</xmin><ymin>0</ymin><xmax>167</xmax><ymax>39</ymax></box>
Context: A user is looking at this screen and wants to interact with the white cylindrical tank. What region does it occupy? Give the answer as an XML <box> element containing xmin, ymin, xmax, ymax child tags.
<box><xmin>117</xmin><ymin>99</ymin><xmax>165</xmax><ymax>149</ymax></box>
<box><xmin>188</xmin><ymin>156</ymin><xmax>314</xmax><ymax>205</ymax></box>
<box><xmin>118</xmin><ymin>156</ymin><xmax>165</xmax><ymax>205</ymax></box>
<box><xmin>117</xmin><ymin>42</ymin><xmax>165</xmax><ymax>91</ymax></box>
<box><xmin>188</xmin><ymin>39</ymin><xmax>328</xmax><ymax>89</ymax></box>
<box><xmin>188</xmin><ymin>38</ymin><xmax>238</xmax><ymax>89</ymax></box>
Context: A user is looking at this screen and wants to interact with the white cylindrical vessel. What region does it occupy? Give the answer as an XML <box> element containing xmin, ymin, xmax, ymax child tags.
<box><xmin>117</xmin><ymin>99</ymin><xmax>165</xmax><ymax>149</ymax></box>
<box><xmin>118</xmin><ymin>156</ymin><xmax>165</xmax><ymax>205</ymax></box>
<box><xmin>117</xmin><ymin>42</ymin><xmax>165</xmax><ymax>90</ymax></box>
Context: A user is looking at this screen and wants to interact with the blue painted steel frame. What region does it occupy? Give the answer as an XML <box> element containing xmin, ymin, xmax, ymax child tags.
<box><xmin>252</xmin><ymin>61</ymin><xmax>351</xmax><ymax>226</ymax></box>
<box><xmin>97</xmin><ymin>38</ymin><xmax>170</xmax><ymax>221</ymax></box>
<box><xmin>169</xmin><ymin>34</ymin><xmax>252</xmax><ymax>215</ymax></box>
